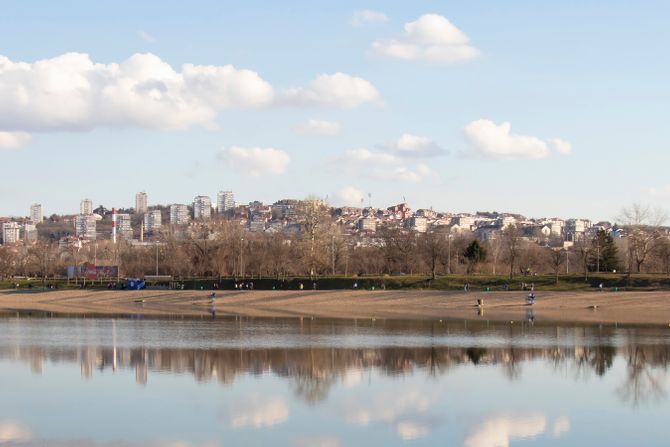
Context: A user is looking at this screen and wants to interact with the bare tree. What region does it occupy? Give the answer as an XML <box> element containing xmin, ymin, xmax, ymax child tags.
<box><xmin>618</xmin><ymin>203</ymin><xmax>667</xmax><ymax>273</ymax></box>
<box><xmin>548</xmin><ymin>248</ymin><xmax>565</xmax><ymax>284</ymax></box>
<box><xmin>501</xmin><ymin>225</ymin><xmax>521</xmax><ymax>279</ymax></box>
<box><xmin>420</xmin><ymin>229</ymin><xmax>447</xmax><ymax>279</ymax></box>
<box><xmin>574</xmin><ymin>238</ymin><xmax>590</xmax><ymax>281</ymax></box>
<box><xmin>297</xmin><ymin>197</ymin><xmax>330</xmax><ymax>278</ymax></box>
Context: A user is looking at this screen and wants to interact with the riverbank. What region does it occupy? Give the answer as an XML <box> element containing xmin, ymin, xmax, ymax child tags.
<box><xmin>1</xmin><ymin>289</ymin><xmax>670</xmax><ymax>326</ymax></box>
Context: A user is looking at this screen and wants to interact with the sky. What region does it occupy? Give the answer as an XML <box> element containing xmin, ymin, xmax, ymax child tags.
<box><xmin>1</xmin><ymin>0</ymin><xmax>669</xmax><ymax>221</ymax></box>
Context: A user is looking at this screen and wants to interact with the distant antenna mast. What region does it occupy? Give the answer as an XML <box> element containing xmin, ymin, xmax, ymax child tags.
<box><xmin>368</xmin><ymin>192</ymin><xmax>371</xmax><ymax>209</ymax></box>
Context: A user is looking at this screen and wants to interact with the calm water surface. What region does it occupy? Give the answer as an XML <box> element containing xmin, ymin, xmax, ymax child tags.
<box><xmin>0</xmin><ymin>314</ymin><xmax>669</xmax><ymax>446</ymax></box>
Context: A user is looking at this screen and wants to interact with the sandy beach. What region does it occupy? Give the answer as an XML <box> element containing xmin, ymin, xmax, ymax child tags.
<box><xmin>1</xmin><ymin>288</ymin><xmax>669</xmax><ymax>326</ymax></box>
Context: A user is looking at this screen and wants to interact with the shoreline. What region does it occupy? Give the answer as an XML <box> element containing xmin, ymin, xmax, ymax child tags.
<box><xmin>1</xmin><ymin>289</ymin><xmax>670</xmax><ymax>326</ymax></box>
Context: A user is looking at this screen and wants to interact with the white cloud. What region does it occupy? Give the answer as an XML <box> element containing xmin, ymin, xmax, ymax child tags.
<box><xmin>549</xmin><ymin>138</ymin><xmax>573</xmax><ymax>155</ymax></box>
<box><xmin>340</xmin><ymin>367</ymin><xmax>364</xmax><ymax>387</ymax></box>
<box><xmin>396</xmin><ymin>421</ymin><xmax>430</xmax><ymax>440</ymax></box>
<box><xmin>284</xmin><ymin>72</ymin><xmax>381</xmax><ymax>108</ymax></box>
<box><xmin>351</xmin><ymin>10</ymin><xmax>389</xmax><ymax>27</ymax></box>
<box><xmin>294</xmin><ymin>119</ymin><xmax>341</xmax><ymax>136</ymax></box>
<box><xmin>372</xmin><ymin>14</ymin><xmax>479</xmax><ymax>63</ymax></box>
<box><xmin>464</xmin><ymin>414</ymin><xmax>547</xmax><ymax>447</ymax></box>
<box><xmin>138</xmin><ymin>31</ymin><xmax>156</xmax><ymax>43</ymax></box>
<box><xmin>463</xmin><ymin>119</ymin><xmax>551</xmax><ymax>160</ymax></box>
<box><xmin>341</xmin><ymin>390</ymin><xmax>438</xmax><ymax>441</ymax></box>
<box><xmin>338</xmin><ymin>147</ymin><xmax>399</xmax><ymax>165</ymax></box>
<box><xmin>0</xmin><ymin>131</ymin><xmax>31</xmax><ymax>149</ymax></box>
<box><xmin>389</xmin><ymin>133</ymin><xmax>445</xmax><ymax>157</ymax></box>
<box><xmin>334</xmin><ymin>187</ymin><xmax>365</xmax><ymax>207</ymax></box>
<box><xmin>646</xmin><ymin>184</ymin><xmax>670</xmax><ymax>197</ymax></box>
<box><xmin>333</xmin><ymin>148</ymin><xmax>433</xmax><ymax>182</ymax></box>
<box><xmin>227</xmin><ymin>395</ymin><xmax>289</xmax><ymax>428</ymax></box>
<box><xmin>294</xmin><ymin>437</ymin><xmax>341</xmax><ymax>447</ymax></box>
<box><xmin>0</xmin><ymin>420</ymin><xmax>32</xmax><ymax>443</ymax></box>
<box><xmin>552</xmin><ymin>417</ymin><xmax>570</xmax><ymax>438</ymax></box>
<box><xmin>0</xmin><ymin>52</ymin><xmax>274</xmax><ymax>133</ymax></box>
<box><xmin>219</xmin><ymin>146</ymin><xmax>290</xmax><ymax>176</ymax></box>
<box><xmin>344</xmin><ymin>390</ymin><xmax>434</xmax><ymax>427</ymax></box>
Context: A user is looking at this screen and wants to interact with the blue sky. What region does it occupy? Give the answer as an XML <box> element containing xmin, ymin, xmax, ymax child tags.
<box><xmin>1</xmin><ymin>0</ymin><xmax>669</xmax><ymax>221</ymax></box>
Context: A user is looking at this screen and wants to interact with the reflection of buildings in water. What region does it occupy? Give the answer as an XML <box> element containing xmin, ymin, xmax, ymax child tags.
<box><xmin>133</xmin><ymin>349</ymin><xmax>148</xmax><ymax>386</ymax></box>
<box><xmin>0</xmin><ymin>325</ymin><xmax>668</xmax><ymax>405</ymax></box>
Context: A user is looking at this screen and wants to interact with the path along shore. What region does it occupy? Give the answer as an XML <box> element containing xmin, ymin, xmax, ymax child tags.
<box><xmin>1</xmin><ymin>289</ymin><xmax>670</xmax><ymax>326</ymax></box>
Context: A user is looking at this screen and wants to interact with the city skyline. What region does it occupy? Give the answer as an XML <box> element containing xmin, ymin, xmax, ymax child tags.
<box><xmin>1</xmin><ymin>1</ymin><xmax>670</xmax><ymax>221</ymax></box>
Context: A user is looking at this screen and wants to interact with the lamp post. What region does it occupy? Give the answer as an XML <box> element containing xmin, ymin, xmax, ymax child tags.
<box><xmin>239</xmin><ymin>237</ymin><xmax>245</xmax><ymax>278</ymax></box>
<box><xmin>447</xmin><ymin>233</ymin><xmax>453</xmax><ymax>275</ymax></box>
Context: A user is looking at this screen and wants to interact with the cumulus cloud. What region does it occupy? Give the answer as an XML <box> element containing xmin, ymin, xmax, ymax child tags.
<box><xmin>219</xmin><ymin>146</ymin><xmax>290</xmax><ymax>176</ymax></box>
<box><xmin>552</xmin><ymin>417</ymin><xmax>570</xmax><ymax>438</ymax></box>
<box><xmin>340</xmin><ymin>367</ymin><xmax>364</xmax><ymax>387</ymax></box>
<box><xmin>464</xmin><ymin>414</ymin><xmax>547</xmax><ymax>447</ymax></box>
<box><xmin>463</xmin><ymin>119</ymin><xmax>552</xmax><ymax>160</ymax></box>
<box><xmin>372</xmin><ymin>14</ymin><xmax>479</xmax><ymax>63</ymax></box>
<box><xmin>334</xmin><ymin>187</ymin><xmax>365</xmax><ymax>207</ymax></box>
<box><xmin>139</xmin><ymin>31</ymin><xmax>156</xmax><ymax>43</ymax></box>
<box><xmin>333</xmin><ymin>148</ymin><xmax>433</xmax><ymax>182</ymax></box>
<box><xmin>0</xmin><ymin>131</ymin><xmax>31</xmax><ymax>149</ymax></box>
<box><xmin>341</xmin><ymin>390</ymin><xmax>438</xmax><ymax>441</ymax></box>
<box><xmin>0</xmin><ymin>52</ymin><xmax>274</xmax><ymax>134</ymax></box>
<box><xmin>351</xmin><ymin>10</ymin><xmax>389</xmax><ymax>27</ymax></box>
<box><xmin>294</xmin><ymin>437</ymin><xmax>341</xmax><ymax>447</ymax></box>
<box><xmin>226</xmin><ymin>395</ymin><xmax>289</xmax><ymax>428</ymax></box>
<box><xmin>388</xmin><ymin>133</ymin><xmax>445</xmax><ymax>157</ymax></box>
<box><xmin>0</xmin><ymin>420</ymin><xmax>32</xmax><ymax>443</ymax></box>
<box><xmin>396</xmin><ymin>421</ymin><xmax>430</xmax><ymax>441</ymax></box>
<box><xmin>646</xmin><ymin>184</ymin><xmax>670</xmax><ymax>197</ymax></box>
<box><xmin>549</xmin><ymin>138</ymin><xmax>573</xmax><ymax>155</ymax></box>
<box><xmin>294</xmin><ymin>119</ymin><xmax>341</xmax><ymax>136</ymax></box>
<box><xmin>284</xmin><ymin>72</ymin><xmax>381</xmax><ymax>108</ymax></box>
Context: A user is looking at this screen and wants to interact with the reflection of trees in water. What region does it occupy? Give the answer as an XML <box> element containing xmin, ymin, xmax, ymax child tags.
<box><xmin>2</xmin><ymin>326</ymin><xmax>669</xmax><ymax>406</ymax></box>
<box><xmin>618</xmin><ymin>344</ymin><xmax>668</xmax><ymax>406</ymax></box>
<box><xmin>590</xmin><ymin>345</ymin><xmax>616</xmax><ymax>377</ymax></box>
<box><xmin>291</xmin><ymin>373</ymin><xmax>335</xmax><ymax>405</ymax></box>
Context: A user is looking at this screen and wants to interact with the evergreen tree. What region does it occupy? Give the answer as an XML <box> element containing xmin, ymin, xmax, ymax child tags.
<box><xmin>463</xmin><ymin>239</ymin><xmax>487</xmax><ymax>274</ymax></box>
<box><xmin>589</xmin><ymin>229</ymin><xmax>619</xmax><ymax>272</ymax></box>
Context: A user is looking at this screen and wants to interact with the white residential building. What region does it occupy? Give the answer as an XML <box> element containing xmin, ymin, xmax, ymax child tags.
<box><xmin>193</xmin><ymin>196</ymin><xmax>212</xmax><ymax>220</ymax></box>
<box><xmin>80</xmin><ymin>198</ymin><xmax>93</xmax><ymax>215</ymax></box>
<box><xmin>217</xmin><ymin>191</ymin><xmax>235</xmax><ymax>213</ymax></box>
<box><xmin>407</xmin><ymin>216</ymin><xmax>428</xmax><ymax>233</ymax></box>
<box><xmin>116</xmin><ymin>213</ymin><xmax>133</xmax><ymax>240</ymax></box>
<box><xmin>358</xmin><ymin>217</ymin><xmax>377</xmax><ymax>233</ymax></box>
<box><xmin>75</xmin><ymin>214</ymin><xmax>97</xmax><ymax>240</ymax></box>
<box><xmin>135</xmin><ymin>192</ymin><xmax>148</xmax><ymax>214</ymax></box>
<box><xmin>23</xmin><ymin>222</ymin><xmax>37</xmax><ymax>241</ymax></box>
<box><xmin>144</xmin><ymin>209</ymin><xmax>162</xmax><ymax>234</ymax></box>
<box><xmin>170</xmin><ymin>204</ymin><xmax>191</xmax><ymax>225</ymax></box>
<box><xmin>30</xmin><ymin>204</ymin><xmax>43</xmax><ymax>224</ymax></box>
<box><xmin>2</xmin><ymin>222</ymin><xmax>20</xmax><ymax>245</ymax></box>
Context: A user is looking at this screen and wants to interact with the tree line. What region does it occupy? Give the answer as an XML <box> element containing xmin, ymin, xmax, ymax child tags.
<box><xmin>1</xmin><ymin>203</ymin><xmax>670</xmax><ymax>281</ymax></box>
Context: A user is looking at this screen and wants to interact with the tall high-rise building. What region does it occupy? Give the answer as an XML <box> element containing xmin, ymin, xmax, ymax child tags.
<box><xmin>170</xmin><ymin>204</ymin><xmax>191</xmax><ymax>225</ymax></box>
<box><xmin>30</xmin><ymin>204</ymin><xmax>43</xmax><ymax>223</ymax></box>
<box><xmin>217</xmin><ymin>191</ymin><xmax>235</xmax><ymax>214</ymax></box>
<box><xmin>135</xmin><ymin>192</ymin><xmax>148</xmax><ymax>214</ymax></box>
<box><xmin>80</xmin><ymin>198</ymin><xmax>93</xmax><ymax>215</ymax></box>
<box><xmin>193</xmin><ymin>196</ymin><xmax>212</xmax><ymax>220</ymax></box>
<box><xmin>115</xmin><ymin>213</ymin><xmax>133</xmax><ymax>240</ymax></box>
<box><xmin>144</xmin><ymin>209</ymin><xmax>162</xmax><ymax>234</ymax></box>
<box><xmin>2</xmin><ymin>222</ymin><xmax>20</xmax><ymax>245</ymax></box>
<box><xmin>75</xmin><ymin>214</ymin><xmax>97</xmax><ymax>240</ymax></box>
